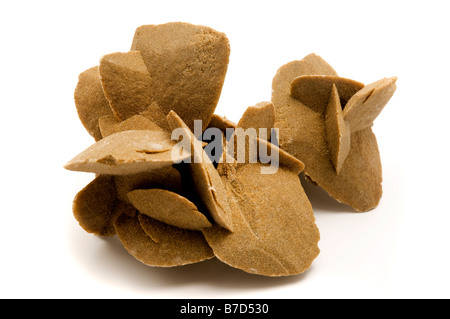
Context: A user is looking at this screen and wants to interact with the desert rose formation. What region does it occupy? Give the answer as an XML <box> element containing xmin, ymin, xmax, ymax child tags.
<box><xmin>272</xmin><ymin>54</ymin><xmax>396</xmax><ymax>212</ymax></box>
<box><xmin>65</xmin><ymin>22</ymin><xmax>396</xmax><ymax>276</ymax></box>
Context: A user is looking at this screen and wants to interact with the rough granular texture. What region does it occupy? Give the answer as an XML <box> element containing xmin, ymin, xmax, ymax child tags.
<box><xmin>72</xmin><ymin>175</ymin><xmax>118</xmax><ymax>236</ymax></box>
<box><xmin>64</xmin><ymin>129</ymin><xmax>188</xmax><ymax>175</ymax></box>
<box><xmin>325</xmin><ymin>84</ymin><xmax>351</xmax><ymax>174</ymax></box>
<box><xmin>99</xmin><ymin>51</ymin><xmax>153</xmax><ymax>120</ymax></box>
<box><xmin>202</xmin><ymin>117</ymin><xmax>319</xmax><ymax>277</ymax></box>
<box><xmin>74</xmin><ymin>22</ymin><xmax>230</xmax><ymax>142</ymax></box>
<box><xmin>290</xmin><ymin>75</ymin><xmax>364</xmax><ymax>113</ymax></box>
<box><xmin>98</xmin><ymin>114</ymin><xmax>164</xmax><ymax>138</ymax></box>
<box><xmin>138</xmin><ymin>102</ymin><xmax>172</xmax><ymax>132</ymax></box>
<box><xmin>343</xmin><ymin>77</ymin><xmax>397</xmax><ymax>132</ymax></box>
<box><xmin>204</xmin><ymin>164</ymin><xmax>319</xmax><ymax>276</ymax></box>
<box><xmin>74</xmin><ymin>66</ymin><xmax>113</xmax><ymax>141</ymax></box>
<box><xmin>167</xmin><ymin>111</ymin><xmax>233</xmax><ymax>231</ymax></box>
<box><xmin>207</xmin><ymin>114</ymin><xmax>237</xmax><ymax>132</ymax></box>
<box><xmin>128</xmin><ymin>189</ymin><xmax>212</xmax><ymax>230</ymax></box>
<box><xmin>66</xmin><ymin>23</ymin><xmax>396</xmax><ymax>277</ymax></box>
<box><xmin>114</xmin><ymin>165</ymin><xmax>183</xmax><ymax>203</ymax></box>
<box><xmin>114</xmin><ymin>213</ymin><xmax>214</xmax><ymax>267</ymax></box>
<box><xmin>272</xmin><ymin>53</ymin><xmax>397</xmax><ymax>211</ymax></box>
<box><xmin>131</xmin><ymin>22</ymin><xmax>230</xmax><ymax>133</ymax></box>
<box><xmin>237</xmin><ymin>101</ymin><xmax>275</xmax><ymax>141</ymax></box>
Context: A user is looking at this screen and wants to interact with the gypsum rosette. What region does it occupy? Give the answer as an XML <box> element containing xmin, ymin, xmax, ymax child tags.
<box><xmin>65</xmin><ymin>22</ymin><xmax>320</xmax><ymax>277</ymax></box>
<box><xmin>272</xmin><ymin>53</ymin><xmax>397</xmax><ymax>212</ymax></box>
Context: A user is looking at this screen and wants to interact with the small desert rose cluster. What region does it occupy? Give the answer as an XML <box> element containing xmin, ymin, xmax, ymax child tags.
<box><xmin>65</xmin><ymin>22</ymin><xmax>396</xmax><ymax>277</ymax></box>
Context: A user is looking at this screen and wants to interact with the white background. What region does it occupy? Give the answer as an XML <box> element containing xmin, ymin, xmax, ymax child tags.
<box><xmin>1</xmin><ymin>0</ymin><xmax>449</xmax><ymax>299</ymax></box>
